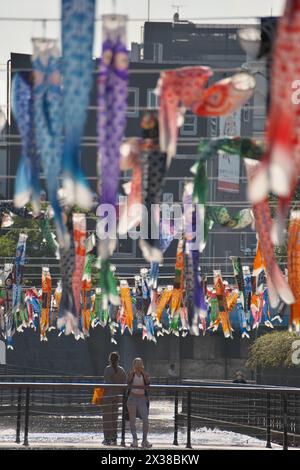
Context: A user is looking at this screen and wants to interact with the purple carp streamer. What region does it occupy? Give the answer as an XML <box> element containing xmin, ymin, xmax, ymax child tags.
<box><xmin>12</xmin><ymin>72</ymin><xmax>41</xmax><ymax>214</ymax></box>
<box><xmin>32</xmin><ymin>39</ymin><xmax>68</xmax><ymax>247</ymax></box>
<box><xmin>61</xmin><ymin>0</ymin><xmax>95</xmax><ymax>208</ymax></box>
<box><xmin>97</xmin><ymin>14</ymin><xmax>129</xmax><ymax>259</ymax></box>
<box><xmin>12</xmin><ymin>234</ymin><xmax>27</xmax><ymax>320</ymax></box>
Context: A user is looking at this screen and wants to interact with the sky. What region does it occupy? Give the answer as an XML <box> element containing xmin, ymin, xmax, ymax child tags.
<box><xmin>0</xmin><ymin>0</ymin><xmax>285</xmax><ymax>115</ymax></box>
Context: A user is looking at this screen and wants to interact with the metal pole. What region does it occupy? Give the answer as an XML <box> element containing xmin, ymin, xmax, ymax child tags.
<box><xmin>23</xmin><ymin>388</ymin><xmax>30</xmax><ymax>447</ymax></box>
<box><xmin>15</xmin><ymin>388</ymin><xmax>22</xmax><ymax>444</ymax></box>
<box><xmin>186</xmin><ymin>391</ymin><xmax>192</xmax><ymax>449</ymax></box>
<box><xmin>173</xmin><ymin>390</ymin><xmax>179</xmax><ymax>446</ymax></box>
<box><xmin>147</xmin><ymin>0</ymin><xmax>150</xmax><ymax>22</ymax></box>
<box><xmin>121</xmin><ymin>391</ymin><xmax>126</xmax><ymax>447</ymax></box>
<box><xmin>266</xmin><ymin>392</ymin><xmax>271</xmax><ymax>449</ymax></box>
<box><xmin>282</xmin><ymin>393</ymin><xmax>288</xmax><ymax>451</ymax></box>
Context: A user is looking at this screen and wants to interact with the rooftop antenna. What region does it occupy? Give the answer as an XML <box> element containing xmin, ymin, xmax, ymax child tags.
<box><xmin>171</xmin><ymin>4</ymin><xmax>187</xmax><ymax>21</ymax></box>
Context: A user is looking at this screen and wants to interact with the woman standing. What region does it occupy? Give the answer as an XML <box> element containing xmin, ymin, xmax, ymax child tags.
<box><xmin>102</xmin><ymin>351</ymin><xmax>126</xmax><ymax>445</ymax></box>
<box><xmin>127</xmin><ymin>357</ymin><xmax>152</xmax><ymax>448</ymax></box>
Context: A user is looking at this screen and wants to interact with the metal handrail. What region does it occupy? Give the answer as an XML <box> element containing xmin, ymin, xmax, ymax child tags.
<box><xmin>0</xmin><ymin>382</ymin><xmax>300</xmax><ymax>393</ymax></box>
<box><xmin>1</xmin><ymin>381</ymin><xmax>299</xmax><ymax>450</ymax></box>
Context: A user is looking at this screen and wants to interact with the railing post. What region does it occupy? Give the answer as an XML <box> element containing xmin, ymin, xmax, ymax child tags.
<box><xmin>266</xmin><ymin>392</ymin><xmax>271</xmax><ymax>449</ymax></box>
<box><xmin>15</xmin><ymin>388</ymin><xmax>22</xmax><ymax>444</ymax></box>
<box><xmin>173</xmin><ymin>390</ymin><xmax>178</xmax><ymax>446</ymax></box>
<box><xmin>23</xmin><ymin>387</ymin><xmax>30</xmax><ymax>447</ymax></box>
<box><xmin>186</xmin><ymin>391</ymin><xmax>192</xmax><ymax>449</ymax></box>
<box><xmin>121</xmin><ymin>389</ymin><xmax>126</xmax><ymax>447</ymax></box>
<box><xmin>282</xmin><ymin>393</ymin><xmax>288</xmax><ymax>451</ymax></box>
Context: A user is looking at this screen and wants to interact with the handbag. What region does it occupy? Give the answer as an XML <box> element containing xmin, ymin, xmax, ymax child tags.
<box><xmin>91</xmin><ymin>387</ymin><xmax>105</xmax><ymax>405</ymax></box>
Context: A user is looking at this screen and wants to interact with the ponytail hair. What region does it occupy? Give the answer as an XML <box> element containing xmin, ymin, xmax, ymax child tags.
<box><xmin>109</xmin><ymin>351</ymin><xmax>120</xmax><ymax>372</ymax></box>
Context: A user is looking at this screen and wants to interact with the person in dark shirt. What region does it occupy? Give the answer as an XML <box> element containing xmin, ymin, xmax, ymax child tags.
<box><xmin>102</xmin><ymin>351</ymin><xmax>126</xmax><ymax>446</ymax></box>
<box><xmin>233</xmin><ymin>370</ymin><xmax>247</xmax><ymax>384</ymax></box>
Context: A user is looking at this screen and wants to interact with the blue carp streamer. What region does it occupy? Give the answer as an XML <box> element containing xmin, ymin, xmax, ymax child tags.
<box><xmin>61</xmin><ymin>0</ymin><xmax>95</xmax><ymax>208</ymax></box>
<box><xmin>12</xmin><ymin>72</ymin><xmax>41</xmax><ymax>214</ymax></box>
<box><xmin>32</xmin><ymin>39</ymin><xmax>68</xmax><ymax>247</ymax></box>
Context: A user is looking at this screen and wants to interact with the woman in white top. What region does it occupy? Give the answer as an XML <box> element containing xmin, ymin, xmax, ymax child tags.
<box><xmin>127</xmin><ymin>358</ymin><xmax>151</xmax><ymax>448</ymax></box>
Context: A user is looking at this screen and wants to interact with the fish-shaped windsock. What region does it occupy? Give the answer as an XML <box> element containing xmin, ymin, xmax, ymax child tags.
<box><xmin>288</xmin><ymin>211</ymin><xmax>300</xmax><ymax>333</ymax></box>
<box><xmin>81</xmin><ymin>253</ymin><xmax>93</xmax><ymax>337</ymax></box>
<box><xmin>157</xmin><ymin>66</ymin><xmax>212</xmax><ymax>165</ymax></box>
<box><xmin>180</xmin><ymin>305</ymin><xmax>189</xmax><ymax>336</ymax></box>
<box><xmin>250</xmin><ymin>293</ymin><xmax>263</xmax><ymax>330</ymax></box>
<box><xmin>12</xmin><ymin>72</ymin><xmax>41</xmax><ymax>214</ymax></box>
<box><xmin>12</xmin><ymin>233</ymin><xmax>27</xmax><ymax>321</ymax></box>
<box><xmin>24</xmin><ymin>289</ymin><xmax>35</xmax><ymax>329</ymax></box>
<box><xmin>156</xmin><ymin>288</ymin><xmax>172</xmax><ymax>325</ymax></box>
<box><xmin>138</xmin><ymin>113</ymin><xmax>168</xmax><ymax>263</ymax></box>
<box><xmin>252</xmin><ymin>240</ymin><xmax>265</xmax><ymax>295</ymax></box>
<box><xmin>57</xmin><ymin>212</ymin><xmax>79</xmax><ymax>336</ymax></box>
<box><xmin>149</xmin><ymin>219</ymin><xmax>175</xmax><ymax>290</ymax></box>
<box><xmin>32</xmin><ymin>38</ymin><xmax>68</xmax><ymax>248</ymax></box>
<box><xmin>261</xmin><ymin>288</ymin><xmax>273</xmax><ymax>328</ymax></box>
<box><xmin>245</xmin><ymin>158</ymin><xmax>294</xmax><ymax>308</ymax></box>
<box><xmin>143</xmin><ymin>314</ymin><xmax>156</xmax><ymax>343</ymax></box>
<box><xmin>119</xmin><ymin>138</ymin><xmax>142</xmax><ymax>235</ymax></box>
<box><xmin>230</xmin><ymin>256</ymin><xmax>246</xmax><ymax>309</ymax></box>
<box><xmin>247</xmin><ymin>1</ymin><xmax>300</xmax><ymax>244</ymax></box>
<box><xmin>40</xmin><ymin>215</ymin><xmax>59</xmax><ymax>259</ymax></box>
<box><xmin>3</xmin><ymin>266</ymin><xmax>15</xmax><ymax>348</ymax></box>
<box><xmin>170</xmin><ymin>239</ymin><xmax>184</xmax><ymax>317</ymax></box>
<box><xmin>182</xmin><ymin>182</ymin><xmax>207</xmax><ymax>334</ymax></box>
<box><xmin>236</xmin><ymin>299</ymin><xmax>250</xmax><ymax>339</ymax></box>
<box><xmin>157</xmin><ymin>66</ymin><xmax>255</xmax><ymax>165</ymax></box>
<box><xmin>198</xmin><ymin>137</ymin><xmax>265</xmax><ymax>163</ymax></box>
<box><xmin>98</xmin><ymin>259</ymin><xmax>120</xmax><ymax>311</ymax></box>
<box><xmin>72</xmin><ymin>213</ymin><xmax>86</xmax><ymax>316</ymax></box>
<box><xmin>40</xmin><ymin>267</ymin><xmax>52</xmax><ymax>341</ymax></box>
<box><xmin>226</xmin><ymin>290</ymin><xmax>239</xmax><ymax>313</ymax></box>
<box><xmin>97</xmin><ymin>14</ymin><xmax>129</xmax><ymax>259</ymax></box>
<box><xmin>61</xmin><ymin>0</ymin><xmax>95</xmax><ymax>208</ymax></box>
<box><xmin>120</xmin><ymin>283</ymin><xmax>133</xmax><ymax>333</ymax></box>
<box><xmin>208</xmin><ymin>294</ymin><xmax>219</xmax><ymax>327</ymax></box>
<box><xmin>214</xmin><ymin>271</ymin><xmax>233</xmax><ymax>339</ymax></box>
<box><xmin>49</xmin><ymin>281</ymin><xmax>62</xmax><ymax>331</ymax></box>
<box><xmin>194</xmin><ymin>72</ymin><xmax>255</xmax><ymax>117</ymax></box>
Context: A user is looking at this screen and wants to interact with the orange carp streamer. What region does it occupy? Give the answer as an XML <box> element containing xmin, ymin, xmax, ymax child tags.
<box><xmin>40</xmin><ymin>267</ymin><xmax>52</xmax><ymax>341</ymax></box>
<box><xmin>120</xmin><ymin>283</ymin><xmax>133</xmax><ymax>333</ymax></box>
<box><xmin>288</xmin><ymin>211</ymin><xmax>300</xmax><ymax>333</ymax></box>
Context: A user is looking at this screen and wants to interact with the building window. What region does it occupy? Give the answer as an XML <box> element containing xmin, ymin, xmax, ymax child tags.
<box><xmin>207</xmin><ymin>117</ymin><xmax>218</xmax><ymax>137</ymax></box>
<box><xmin>126</xmin><ymin>87</ymin><xmax>139</xmax><ymax>118</ymax></box>
<box><xmin>147</xmin><ymin>89</ymin><xmax>159</xmax><ymax>110</ymax></box>
<box><xmin>180</xmin><ymin>113</ymin><xmax>197</xmax><ymax>136</ymax></box>
<box><xmin>113</xmin><ymin>238</ymin><xmax>136</xmax><ymax>257</ymax></box>
<box><xmin>240</xmin><ymin>232</ymin><xmax>257</xmax><ymax>255</ymax></box>
<box><xmin>243</xmin><ymin>101</ymin><xmax>251</xmax><ymax>122</ymax></box>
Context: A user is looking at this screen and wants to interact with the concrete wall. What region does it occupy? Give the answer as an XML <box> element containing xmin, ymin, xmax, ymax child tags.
<box><xmin>6</xmin><ymin>327</ymin><xmax>254</xmax><ymax>380</ymax></box>
<box><xmin>146</xmin><ymin>334</ymin><xmax>253</xmax><ymax>381</ymax></box>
